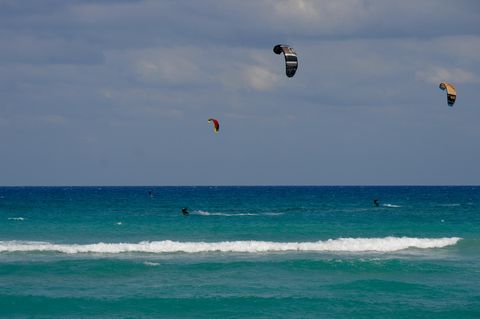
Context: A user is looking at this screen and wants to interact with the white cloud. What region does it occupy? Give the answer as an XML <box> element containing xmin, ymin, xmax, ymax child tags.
<box><xmin>272</xmin><ymin>0</ymin><xmax>322</xmax><ymax>20</ymax></box>
<box><xmin>132</xmin><ymin>49</ymin><xmax>202</xmax><ymax>84</ymax></box>
<box><xmin>271</xmin><ymin>0</ymin><xmax>368</xmax><ymax>29</ymax></box>
<box><xmin>243</xmin><ymin>66</ymin><xmax>280</xmax><ymax>91</ymax></box>
<box><xmin>416</xmin><ymin>67</ymin><xmax>477</xmax><ymax>84</ymax></box>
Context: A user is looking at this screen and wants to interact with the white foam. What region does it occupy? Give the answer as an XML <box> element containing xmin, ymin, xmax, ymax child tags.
<box><xmin>193</xmin><ymin>210</ymin><xmax>258</xmax><ymax>216</ymax></box>
<box><xmin>8</xmin><ymin>217</ymin><xmax>25</xmax><ymax>221</ymax></box>
<box><xmin>0</xmin><ymin>237</ymin><xmax>461</xmax><ymax>254</ymax></box>
<box><xmin>383</xmin><ymin>204</ymin><xmax>401</xmax><ymax>208</ymax></box>
<box><xmin>143</xmin><ymin>261</ymin><xmax>160</xmax><ymax>266</ymax></box>
<box><xmin>193</xmin><ymin>210</ymin><xmax>283</xmax><ymax>217</ymax></box>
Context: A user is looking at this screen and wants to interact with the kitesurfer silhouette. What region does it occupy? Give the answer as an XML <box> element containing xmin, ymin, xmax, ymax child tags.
<box><xmin>181</xmin><ymin>207</ymin><xmax>189</xmax><ymax>216</ymax></box>
<box><xmin>373</xmin><ymin>199</ymin><xmax>380</xmax><ymax>207</ymax></box>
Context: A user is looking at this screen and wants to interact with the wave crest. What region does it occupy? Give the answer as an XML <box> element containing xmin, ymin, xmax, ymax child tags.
<box><xmin>0</xmin><ymin>237</ymin><xmax>461</xmax><ymax>254</ymax></box>
<box><xmin>193</xmin><ymin>210</ymin><xmax>283</xmax><ymax>216</ymax></box>
<box><xmin>383</xmin><ymin>204</ymin><xmax>401</xmax><ymax>208</ymax></box>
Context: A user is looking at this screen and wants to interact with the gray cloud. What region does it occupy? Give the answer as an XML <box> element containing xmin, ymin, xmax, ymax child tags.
<box><xmin>0</xmin><ymin>0</ymin><xmax>479</xmax><ymax>185</ymax></box>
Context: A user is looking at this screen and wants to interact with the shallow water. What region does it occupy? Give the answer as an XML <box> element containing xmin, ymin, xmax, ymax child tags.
<box><xmin>1</xmin><ymin>186</ymin><xmax>479</xmax><ymax>318</ymax></box>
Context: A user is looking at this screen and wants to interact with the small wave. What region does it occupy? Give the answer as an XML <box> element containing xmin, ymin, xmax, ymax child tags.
<box><xmin>193</xmin><ymin>210</ymin><xmax>257</xmax><ymax>216</ymax></box>
<box><xmin>383</xmin><ymin>204</ymin><xmax>401</xmax><ymax>208</ymax></box>
<box><xmin>116</xmin><ymin>222</ymin><xmax>123</xmax><ymax>225</ymax></box>
<box><xmin>0</xmin><ymin>237</ymin><xmax>461</xmax><ymax>254</ymax></box>
<box><xmin>438</xmin><ymin>204</ymin><xmax>461</xmax><ymax>207</ymax></box>
<box><xmin>193</xmin><ymin>210</ymin><xmax>283</xmax><ymax>217</ymax></box>
<box><xmin>143</xmin><ymin>261</ymin><xmax>160</xmax><ymax>266</ymax></box>
<box><xmin>8</xmin><ymin>217</ymin><xmax>25</xmax><ymax>221</ymax></box>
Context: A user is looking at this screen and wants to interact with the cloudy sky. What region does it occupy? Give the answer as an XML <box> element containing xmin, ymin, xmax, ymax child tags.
<box><xmin>1</xmin><ymin>0</ymin><xmax>479</xmax><ymax>186</ymax></box>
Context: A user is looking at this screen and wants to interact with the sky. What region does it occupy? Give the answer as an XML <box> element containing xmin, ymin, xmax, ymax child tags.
<box><xmin>1</xmin><ymin>0</ymin><xmax>479</xmax><ymax>186</ymax></box>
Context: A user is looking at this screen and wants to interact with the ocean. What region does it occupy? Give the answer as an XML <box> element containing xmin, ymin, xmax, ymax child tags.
<box><xmin>0</xmin><ymin>186</ymin><xmax>479</xmax><ymax>318</ymax></box>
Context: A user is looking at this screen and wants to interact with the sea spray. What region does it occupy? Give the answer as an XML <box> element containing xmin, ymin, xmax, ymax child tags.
<box><xmin>0</xmin><ymin>237</ymin><xmax>461</xmax><ymax>254</ymax></box>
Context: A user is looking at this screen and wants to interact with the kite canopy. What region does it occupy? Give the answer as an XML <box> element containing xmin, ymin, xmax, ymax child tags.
<box><xmin>273</xmin><ymin>44</ymin><xmax>298</xmax><ymax>78</ymax></box>
<box><xmin>208</xmin><ymin>118</ymin><xmax>220</xmax><ymax>133</ymax></box>
<box><xmin>439</xmin><ymin>82</ymin><xmax>456</xmax><ymax>106</ymax></box>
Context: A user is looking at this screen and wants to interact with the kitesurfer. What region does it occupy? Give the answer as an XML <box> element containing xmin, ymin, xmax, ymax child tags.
<box><xmin>181</xmin><ymin>207</ymin><xmax>189</xmax><ymax>216</ymax></box>
<box><xmin>373</xmin><ymin>199</ymin><xmax>380</xmax><ymax>207</ymax></box>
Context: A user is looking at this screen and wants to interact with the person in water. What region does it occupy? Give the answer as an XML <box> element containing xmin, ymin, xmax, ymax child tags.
<box><xmin>373</xmin><ymin>199</ymin><xmax>380</xmax><ymax>207</ymax></box>
<box><xmin>181</xmin><ymin>207</ymin><xmax>189</xmax><ymax>216</ymax></box>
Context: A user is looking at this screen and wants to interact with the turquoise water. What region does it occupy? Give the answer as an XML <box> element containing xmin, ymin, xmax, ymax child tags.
<box><xmin>1</xmin><ymin>186</ymin><xmax>479</xmax><ymax>318</ymax></box>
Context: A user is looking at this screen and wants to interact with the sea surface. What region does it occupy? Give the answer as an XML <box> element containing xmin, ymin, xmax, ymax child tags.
<box><xmin>0</xmin><ymin>186</ymin><xmax>479</xmax><ymax>318</ymax></box>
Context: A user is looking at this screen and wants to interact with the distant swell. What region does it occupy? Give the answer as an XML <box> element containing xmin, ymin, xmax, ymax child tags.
<box><xmin>0</xmin><ymin>237</ymin><xmax>461</xmax><ymax>254</ymax></box>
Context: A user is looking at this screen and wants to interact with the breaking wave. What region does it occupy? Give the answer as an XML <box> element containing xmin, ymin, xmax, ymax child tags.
<box><xmin>383</xmin><ymin>204</ymin><xmax>401</xmax><ymax>208</ymax></box>
<box><xmin>193</xmin><ymin>210</ymin><xmax>283</xmax><ymax>217</ymax></box>
<box><xmin>143</xmin><ymin>261</ymin><xmax>160</xmax><ymax>266</ymax></box>
<box><xmin>0</xmin><ymin>237</ymin><xmax>461</xmax><ymax>254</ymax></box>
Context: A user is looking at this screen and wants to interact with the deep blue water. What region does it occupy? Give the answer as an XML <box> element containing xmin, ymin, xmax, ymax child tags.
<box><xmin>1</xmin><ymin>186</ymin><xmax>479</xmax><ymax>318</ymax></box>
